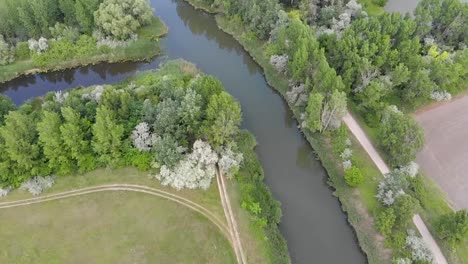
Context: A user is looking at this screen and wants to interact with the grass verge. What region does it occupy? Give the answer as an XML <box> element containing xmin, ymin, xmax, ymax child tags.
<box><xmin>0</xmin><ymin>16</ymin><xmax>168</xmax><ymax>84</ymax></box>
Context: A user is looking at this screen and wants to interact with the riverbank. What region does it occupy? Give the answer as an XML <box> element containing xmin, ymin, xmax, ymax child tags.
<box><xmin>0</xmin><ymin>17</ymin><xmax>168</xmax><ymax>84</ymax></box>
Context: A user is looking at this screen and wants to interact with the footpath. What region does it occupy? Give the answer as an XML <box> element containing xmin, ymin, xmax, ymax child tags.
<box><xmin>343</xmin><ymin>113</ymin><xmax>448</xmax><ymax>264</ymax></box>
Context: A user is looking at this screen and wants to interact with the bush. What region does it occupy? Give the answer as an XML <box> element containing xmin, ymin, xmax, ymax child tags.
<box><xmin>372</xmin><ymin>0</ymin><xmax>389</xmax><ymax>6</ymax></box>
<box><xmin>406</xmin><ymin>229</ymin><xmax>434</xmax><ymax>263</ymax></box>
<box><xmin>376</xmin><ymin>208</ymin><xmax>396</xmax><ymax>236</ymax></box>
<box><xmin>344</xmin><ymin>166</ymin><xmax>364</xmax><ymax>187</ymax></box>
<box><xmin>0</xmin><ymin>35</ymin><xmax>15</xmax><ymax>65</ymax></box>
<box><xmin>393</xmin><ymin>195</ymin><xmax>419</xmax><ymax>226</ymax></box>
<box><xmin>15</xmin><ymin>42</ymin><xmax>30</xmax><ymax>60</ymax></box>
<box><xmin>20</xmin><ymin>176</ymin><xmax>55</xmax><ymax>195</ymax></box>
<box><xmin>436</xmin><ymin>210</ymin><xmax>468</xmax><ymax>248</ymax></box>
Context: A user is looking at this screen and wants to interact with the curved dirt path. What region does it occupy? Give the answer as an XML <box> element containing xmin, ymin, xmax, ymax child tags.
<box><xmin>0</xmin><ymin>184</ymin><xmax>231</xmax><ymax>243</ymax></box>
<box><xmin>343</xmin><ymin>113</ymin><xmax>448</xmax><ymax>264</ymax></box>
<box><xmin>216</xmin><ymin>169</ymin><xmax>246</xmax><ymax>264</ymax></box>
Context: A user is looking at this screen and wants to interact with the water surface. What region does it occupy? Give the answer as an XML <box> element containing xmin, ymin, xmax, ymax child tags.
<box><xmin>0</xmin><ymin>1</ymin><xmax>365</xmax><ymax>263</ymax></box>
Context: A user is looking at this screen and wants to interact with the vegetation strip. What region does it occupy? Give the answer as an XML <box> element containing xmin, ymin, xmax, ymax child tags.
<box><xmin>343</xmin><ymin>113</ymin><xmax>448</xmax><ymax>264</ymax></box>
<box><xmin>0</xmin><ymin>184</ymin><xmax>231</xmax><ymax>241</ymax></box>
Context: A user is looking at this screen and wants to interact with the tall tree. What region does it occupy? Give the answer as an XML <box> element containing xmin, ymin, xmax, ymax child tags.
<box><xmin>60</xmin><ymin>106</ymin><xmax>96</xmax><ymax>172</ymax></box>
<box><xmin>92</xmin><ymin>106</ymin><xmax>125</xmax><ymax>165</ymax></box>
<box><xmin>37</xmin><ymin>111</ymin><xmax>74</xmax><ymax>175</ymax></box>
<box><xmin>201</xmin><ymin>92</ymin><xmax>241</xmax><ymax>147</ymax></box>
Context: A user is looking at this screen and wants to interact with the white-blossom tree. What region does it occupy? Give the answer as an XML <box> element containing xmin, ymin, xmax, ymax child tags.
<box><xmin>155</xmin><ymin>140</ymin><xmax>219</xmax><ymax>190</ymax></box>
<box><xmin>54</xmin><ymin>91</ymin><xmax>69</xmax><ymax>104</ymax></box>
<box><xmin>270</xmin><ymin>54</ymin><xmax>289</xmax><ymax>74</ymax></box>
<box><xmin>28</xmin><ymin>37</ymin><xmax>49</xmax><ymax>54</ymax></box>
<box><xmin>131</xmin><ymin>122</ymin><xmax>160</xmax><ymax>151</ymax></box>
<box><xmin>82</xmin><ymin>85</ymin><xmax>105</xmax><ymax>102</ymax></box>
<box><xmin>376</xmin><ymin>170</ymin><xmax>409</xmax><ymax>206</ymax></box>
<box><xmin>218</xmin><ymin>147</ymin><xmax>243</xmax><ymax>179</ymax></box>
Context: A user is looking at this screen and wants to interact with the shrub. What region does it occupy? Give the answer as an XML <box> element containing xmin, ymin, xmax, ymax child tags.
<box><xmin>0</xmin><ymin>186</ymin><xmax>12</xmax><ymax>197</ymax></box>
<box><xmin>372</xmin><ymin>0</ymin><xmax>389</xmax><ymax>7</ymax></box>
<box><xmin>406</xmin><ymin>229</ymin><xmax>434</xmax><ymax>263</ymax></box>
<box><xmin>376</xmin><ymin>170</ymin><xmax>408</xmax><ymax>206</ymax></box>
<box><xmin>393</xmin><ymin>195</ymin><xmax>419</xmax><ymax>226</ymax></box>
<box><xmin>376</xmin><ymin>208</ymin><xmax>396</xmax><ymax>236</ymax></box>
<box><xmin>0</xmin><ymin>35</ymin><xmax>15</xmax><ymax>65</ymax></box>
<box><xmin>15</xmin><ymin>42</ymin><xmax>30</xmax><ymax>60</ymax></box>
<box><xmin>436</xmin><ymin>210</ymin><xmax>468</xmax><ymax>248</ymax></box>
<box><xmin>344</xmin><ymin>166</ymin><xmax>364</xmax><ymax>187</ymax></box>
<box><xmin>20</xmin><ymin>176</ymin><xmax>55</xmax><ymax>195</ymax></box>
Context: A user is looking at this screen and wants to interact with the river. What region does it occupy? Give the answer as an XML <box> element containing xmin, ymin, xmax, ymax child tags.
<box><xmin>0</xmin><ymin>0</ymin><xmax>365</xmax><ymax>263</ymax></box>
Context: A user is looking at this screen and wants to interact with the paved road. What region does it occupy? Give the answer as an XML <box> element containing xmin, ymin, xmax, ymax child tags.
<box><xmin>343</xmin><ymin>113</ymin><xmax>448</xmax><ymax>264</ymax></box>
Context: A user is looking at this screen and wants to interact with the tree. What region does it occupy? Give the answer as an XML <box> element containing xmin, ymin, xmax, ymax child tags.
<box><xmin>59</xmin><ymin>0</ymin><xmax>78</xmax><ymax>26</ymax></box>
<box><xmin>0</xmin><ymin>111</ymin><xmax>41</xmax><ymax>178</ymax></box>
<box><xmin>60</xmin><ymin>106</ymin><xmax>96</xmax><ymax>172</ymax></box>
<box><xmin>75</xmin><ymin>0</ymin><xmax>102</xmax><ymax>34</ymax></box>
<box><xmin>379</xmin><ymin>106</ymin><xmax>425</xmax><ymax>166</ymax></box>
<box><xmin>321</xmin><ymin>89</ymin><xmax>347</xmax><ymax>131</ymax></box>
<box><xmin>306</xmin><ymin>92</ymin><xmax>324</xmax><ymax>132</ymax></box>
<box><xmin>436</xmin><ymin>210</ymin><xmax>468</xmax><ymax>248</ymax></box>
<box><xmin>92</xmin><ymin>106</ymin><xmax>125</xmax><ymax>165</ymax></box>
<box><xmin>344</xmin><ymin>166</ymin><xmax>364</xmax><ymax>187</ymax></box>
<box><xmin>0</xmin><ymin>36</ymin><xmax>15</xmax><ymax>65</ymax></box>
<box><xmin>0</xmin><ymin>95</ymin><xmax>16</xmax><ymax>126</ymax></box>
<box><xmin>37</xmin><ymin>111</ymin><xmax>74</xmax><ymax>174</ymax></box>
<box><xmin>202</xmin><ymin>92</ymin><xmax>241</xmax><ymax>147</ymax></box>
<box><xmin>94</xmin><ymin>0</ymin><xmax>153</xmax><ymax>40</ymax></box>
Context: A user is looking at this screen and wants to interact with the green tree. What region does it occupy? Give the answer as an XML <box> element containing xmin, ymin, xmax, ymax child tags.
<box><xmin>37</xmin><ymin>111</ymin><xmax>74</xmax><ymax>175</ymax></box>
<box><xmin>60</xmin><ymin>107</ymin><xmax>96</xmax><ymax>172</ymax></box>
<box><xmin>0</xmin><ymin>95</ymin><xmax>16</xmax><ymax>126</ymax></box>
<box><xmin>75</xmin><ymin>0</ymin><xmax>102</xmax><ymax>34</ymax></box>
<box><xmin>92</xmin><ymin>106</ymin><xmax>125</xmax><ymax>165</ymax></box>
<box><xmin>436</xmin><ymin>210</ymin><xmax>468</xmax><ymax>248</ymax></box>
<box><xmin>380</xmin><ymin>107</ymin><xmax>425</xmax><ymax>166</ymax></box>
<box><xmin>306</xmin><ymin>92</ymin><xmax>324</xmax><ymax>132</ymax></box>
<box><xmin>94</xmin><ymin>0</ymin><xmax>153</xmax><ymax>40</ymax></box>
<box><xmin>59</xmin><ymin>0</ymin><xmax>78</xmax><ymax>26</ymax></box>
<box><xmin>0</xmin><ymin>111</ymin><xmax>41</xmax><ymax>178</ymax></box>
<box><xmin>344</xmin><ymin>166</ymin><xmax>364</xmax><ymax>187</ymax></box>
<box><xmin>202</xmin><ymin>92</ymin><xmax>241</xmax><ymax>147</ymax></box>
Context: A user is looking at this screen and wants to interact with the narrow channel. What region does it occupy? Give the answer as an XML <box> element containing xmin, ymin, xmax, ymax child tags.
<box><xmin>0</xmin><ymin>0</ymin><xmax>366</xmax><ymax>263</ymax></box>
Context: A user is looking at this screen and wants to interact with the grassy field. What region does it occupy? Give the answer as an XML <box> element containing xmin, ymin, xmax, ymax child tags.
<box><xmin>0</xmin><ymin>167</ymin><xmax>273</xmax><ymax>263</ymax></box>
<box><xmin>0</xmin><ymin>191</ymin><xmax>235</xmax><ymax>263</ymax></box>
<box><xmin>0</xmin><ymin>16</ymin><xmax>168</xmax><ymax>84</ymax></box>
<box><xmin>357</xmin><ymin>0</ymin><xmax>385</xmax><ymax>16</ymax></box>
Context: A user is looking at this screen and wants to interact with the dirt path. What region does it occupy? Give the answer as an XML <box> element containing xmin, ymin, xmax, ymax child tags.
<box><xmin>343</xmin><ymin>113</ymin><xmax>448</xmax><ymax>264</ymax></box>
<box><xmin>0</xmin><ymin>184</ymin><xmax>231</xmax><ymax>245</ymax></box>
<box><xmin>216</xmin><ymin>168</ymin><xmax>246</xmax><ymax>264</ymax></box>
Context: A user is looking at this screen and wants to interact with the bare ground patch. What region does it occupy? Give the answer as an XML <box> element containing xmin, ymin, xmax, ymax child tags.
<box><xmin>415</xmin><ymin>95</ymin><xmax>468</xmax><ymax>210</ymax></box>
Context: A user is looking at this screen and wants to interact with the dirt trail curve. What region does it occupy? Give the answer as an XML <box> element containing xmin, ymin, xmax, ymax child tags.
<box><xmin>343</xmin><ymin>113</ymin><xmax>448</xmax><ymax>264</ymax></box>
<box><xmin>216</xmin><ymin>168</ymin><xmax>247</xmax><ymax>264</ymax></box>
<box><xmin>0</xmin><ymin>184</ymin><xmax>231</xmax><ymax>245</ymax></box>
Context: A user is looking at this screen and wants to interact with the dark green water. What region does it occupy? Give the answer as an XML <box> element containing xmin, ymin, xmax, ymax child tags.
<box><xmin>0</xmin><ymin>1</ymin><xmax>365</xmax><ymax>263</ymax></box>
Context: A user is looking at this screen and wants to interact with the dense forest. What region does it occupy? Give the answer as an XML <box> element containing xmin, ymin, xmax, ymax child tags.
<box><xmin>0</xmin><ymin>0</ymin><xmax>163</xmax><ymax>81</ymax></box>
